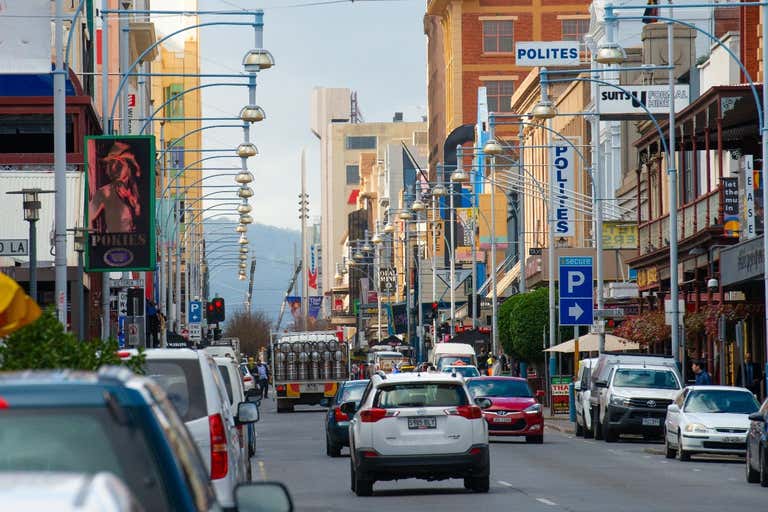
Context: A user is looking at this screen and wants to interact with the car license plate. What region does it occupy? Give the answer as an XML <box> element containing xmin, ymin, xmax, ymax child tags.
<box><xmin>723</xmin><ymin>436</ymin><xmax>741</xmax><ymax>443</ymax></box>
<box><xmin>408</xmin><ymin>416</ymin><xmax>437</xmax><ymax>429</ymax></box>
<box><xmin>642</xmin><ymin>417</ymin><xmax>660</xmax><ymax>426</ymax></box>
<box><xmin>494</xmin><ymin>417</ymin><xmax>513</xmax><ymax>423</ymax></box>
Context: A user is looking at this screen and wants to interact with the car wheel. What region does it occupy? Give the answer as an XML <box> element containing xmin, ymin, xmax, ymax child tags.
<box><xmin>760</xmin><ymin>446</ymin><xmax>768</xmax><ymax>488</ymax></box>
<box><xmin>603</xmin><ymin>421</ymin><xmax>617</xmax><ymax>443</ymax></box>
<box><xmin>676</xmin><ymin>432</ymin><xmax>691</xmax><ymax>461</ymax></box>
<box><xmin>354</xmin><ymin>469</ymin><xmax>373</xmax><ymax>497</ymax></box>
<box><xmin>746</xmin><ymin>443</ymin><xmax>760</xmax><ymax>483</ymax></box>
<box><xmin>593</xmin><ymin>408</ymin><xmax>603</xmax><ymax>441</ymax></box>
<box><xmin>463</xmin><ymin>477</ymin><xmax>472</xmax><ymax>490</ymax></box>
<box><xmin>326</xmin><ymin>436</ymin><xmax>341</xmax><ymax>458</ymax></box>
<box><xmin>575</xmin><ymin>419</ymin><xmax>584</xmax><ymax>437</ymax></box>
<box><xmin>469</xmin><ymin>474</ymin><xmax>490</xmax><ymax>493</ymax></box>
<box><xmin>664</xmin><ymin>429</ymin><xmax>675</xmax><ymax>459</ymax></box>
<box><xmin>526</xmin><ymin>435</ymin><xmax>543</xmax><ymax>444</ymax></box>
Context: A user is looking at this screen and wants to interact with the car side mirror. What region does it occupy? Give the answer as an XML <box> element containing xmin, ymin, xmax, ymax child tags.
<box><xmin>595</xmin><ymin>380</ymin><xmax>608</xmax><ymax>388</ymax></box>
<box><xmin>573</xmin><ymin>382</ymin><xmax>581</xmax><ymax>391</ymax></box>
<box><xmin>235</xmin><ymin>482</ymin><xmax>293</xmax><ymax>512</ymax></box>
<box><xmin>339</xmin><ymin>401</ymin><xmax>357</xmax><ymax>416</ymax></box>
<box><xmin>319</xmin><ymin>398</ymin><xmax>330</xmax><ymax>408</ymax></box>
<box><xmin>475</xmin><ymin>397</ymin><xmax>492</xmax><ymax>409</ymax></box>
<box><xmin>237</xmin><ymin>401</ymin><xmax>260</xmax><ymax>424</ymax></box>
<box><xmin>749</xmin><ymin>412</ymin><xmax>765</xmax><ymax>422</ymax></box>
<box><xmin>667</xmin><ymin>404</ymin><xmax>680</xmax><ymax>413</ymax></box>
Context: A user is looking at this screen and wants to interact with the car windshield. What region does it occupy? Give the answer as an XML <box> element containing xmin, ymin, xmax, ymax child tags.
<box><xmin>613</xmin><ymin>369</ymin><xmax>680</xmax><ymax>390</ymax></box>
<box><xmin>442</xmin><ymin>366</ymin><xmax>480</xmax><ymax>377</ymax></box>
<box><xmin>0</xmin><ymin>407</ymin><xmax>170</xmax><ymax>511</ymax></box>
<box><xmin>339</xmin><ymin>382</ymin><xmax>368</xmax><ymax>404</ymax></box>
<box><xmin>467</xmin><ymin>379</ymin><xmax>532</xmax><ymax>398</ymax></box>
<box><xmin>437</xmin><ymin>356</ymin><xmax>473</xmax><ymax>369</ymax></box>
<box><xmin>144</xmin><ymin>359</ymin><xmax>207</xmax><ymax>422</ymax></box>
<box><xmin>374</xmin><ymin>383</ymin><xmax>469</xmax><ymax>408</ymax></box>
<box><xmin>684</xmin><ymin>390</ymin><xmax>760</xmax><ymax>414</ymax></box>
<box><xmin>217</xmin><ymin>365</ymin><xmax>234</xmax><ymax>404</ymax></box>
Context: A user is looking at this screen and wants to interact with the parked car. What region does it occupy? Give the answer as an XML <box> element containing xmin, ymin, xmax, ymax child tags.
<box><xmin>344</xmin><ymin>372</ymin><xmax>490</xmax><ymax>496</ymax></box>
<box><xmin>133</xmin><ymin>348</ymin><xmax>251</xmax><ymax>509</ymax></box>
<box><xmin>746</xmin><ymin>397</ymin><xmax>768</xmax><ymax>486</ymax></box>
<box><xmin>240</xmin><ymin>363</ymin><xmax>256</xmax><ymax>394</ymax></box>
<box><xmin>466</xmin><ymin>376</ymin><xmax>544</xmax><ymax>443</ymax></box>
<box><xmin>0</xmin><ymin>367</ymin><xmax>259</xmax><ymax>511</ymax></box>
<box><xmin>590</xmin><ymin>353</ymin><xmax>682</xmax><ymax>442</ymax></box>
<box><xmin>574</xmin><ymin>357</ymin><xmax>598</xmax><ymax>438</ymax></box>
<box><xmin>664</xmin><ymin>385</ymin><xmax>759</xmax><ymax>461</ymax></box>
<box><xmin>0</xmin><ymin>472</ymin><xmax>144</xmax><ymax>512</ymax></box>
<box><xmin>322</xmin><ymin>379</ymin><xmax>369</xmax><ymax>457</ymax></box>
<box><xmin>216</xmin><ymin>356</ymin><xmax>259</xmax><ymax>462</ymax></box>
<box><xmin>442</xmin><ymin>365</ymin><xmax>481</xmax><ymax>378</ymax></box>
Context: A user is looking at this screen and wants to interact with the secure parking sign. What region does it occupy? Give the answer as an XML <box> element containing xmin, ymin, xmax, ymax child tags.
<box><xmin>188</xmin><ymin>300</ymin><xmax>202</xmax><ymax>324</ymax></box>
<box><xmin>558</xmin><ymin>256</ymin><xmax>593</xmax><ymax>326</ymax></box>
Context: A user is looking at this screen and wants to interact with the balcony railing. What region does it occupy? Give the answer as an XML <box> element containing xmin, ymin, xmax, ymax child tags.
<box><xmin>639</xmin><ymin>189</ymin><xmax>720</xmax><ymax>256</ymax></box>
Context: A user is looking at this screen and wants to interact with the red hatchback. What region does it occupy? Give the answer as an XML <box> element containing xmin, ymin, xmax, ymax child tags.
<box><xmin>466</xmin><ymin>377</ymin><xmax>544</xmax><ymax>443</ymax></box>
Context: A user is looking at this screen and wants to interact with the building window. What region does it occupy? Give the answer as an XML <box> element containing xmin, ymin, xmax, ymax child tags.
<box><xmin>346</xmin><ymin>164</ymin><xmax>360</xmax><ymax>185</ymax></box>
<box><xmin>482</xmin><ymin>20</ymin><xmax>514</xmax><ymax>53</ymax></box>
<box><xmin>485</xmin><ymin>81</ymin><xmax>515</xmax><ymax>112</ymax></box>
<box><xmin>168</xmin><ymin>143</ymin><xmax>184</xmax><ymax>169</ymax></box>
<box><xmin>561</xmin><ymin>19</ymin><xmax>590</xmax><ymax>42</ymax></box>
<box><xmin>0</xmin><ymin>114</ymin><xmax>74</xmax><ymax>153</ymax></box>
<box><xmin>163</xmin><ymin>83</ymin><xmax>184</xmax><ymax>118</ymax></box>
<box><xmin>345</xmin><ymin>136</ymin><xmax>377</xmax><ymax>150</ymax></box>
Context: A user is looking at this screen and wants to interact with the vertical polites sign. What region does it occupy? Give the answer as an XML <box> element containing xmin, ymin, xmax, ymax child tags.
<box><xmin>84</xmin><ymin>135</ymin><xmax>156</xmax><ymax>271</ymax></box>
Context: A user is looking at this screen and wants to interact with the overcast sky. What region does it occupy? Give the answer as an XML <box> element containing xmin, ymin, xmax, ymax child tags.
<box><xmin>193</xmin><ymin>0</ymin><xmax>427</xmax><ymax>229</ymax></box>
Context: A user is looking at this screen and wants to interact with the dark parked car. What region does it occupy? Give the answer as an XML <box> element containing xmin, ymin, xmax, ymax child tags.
<box><xmin>322</xmin><ymin>379</ymin><xmax>369</xmax><ymax>457</ymax></box>
<box><xmin>0</xmin><ymin>367</ymin><xmax>261</xmax><ymax>511</ymax></box>
<box><xmin>746</xmin><ymin>397</ymin><xmax>768</xmax><ymax>486</ymax></box>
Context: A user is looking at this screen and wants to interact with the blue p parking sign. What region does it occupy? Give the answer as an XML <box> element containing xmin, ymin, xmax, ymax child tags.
<box><xmin>558</xmin><ymin>256</ymin><xmax>593</xmax><ymax>326</ymax></box>
<box><xmin>188</xmin><ymin>300</ymin><xmax>202</xmax><ymax>324</ymax></box>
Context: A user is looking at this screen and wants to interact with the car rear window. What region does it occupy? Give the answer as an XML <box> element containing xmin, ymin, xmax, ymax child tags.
<box><xmin>0</xmin><ymin>407</ymin><xmax>170</xmax><ymax>511</ymax></box>
<box><xmin>467</xmin><ymin>379</ymin><xmax>532</xmax><ymax>398</ymax></box>
<box><xmin>144</xmin><ymin>359</ymin><xmax>207</xmax><ymax>422</ymax></box>
<box><xmin>374</xmin><ymin>383</ymin><xmax>469</xmax><ymax>408</ymax></box>
<box><xmin>339</xmin><ymin>382</ymin><xmax>367</xmax><ymax>404</ymax></box>
<box><xmin>437</xmin><ymin>356</ymin><xmax>473</xmax><ymax>369</ymax></box>
<box><xmin>218</xmin><ymin>365</ymin><xmax>234</xmax><ymax>404</ymax></box>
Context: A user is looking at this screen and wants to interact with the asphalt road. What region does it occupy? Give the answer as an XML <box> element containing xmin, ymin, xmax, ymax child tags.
<box><xmin>252</xmin><ymin>402</ymin><xmax>767</xmax><ymax>511</ymax></box>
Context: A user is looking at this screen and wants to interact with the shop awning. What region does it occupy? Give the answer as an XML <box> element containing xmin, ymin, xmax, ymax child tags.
<box><xmin>544</xmin><ymin>333</ymin><xmax>639</xmax><ymax>353</ymax></box>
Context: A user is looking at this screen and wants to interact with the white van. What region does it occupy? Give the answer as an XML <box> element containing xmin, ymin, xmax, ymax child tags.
<box><xmin>431</xmin><ymin>343</ymin><xmax>477</xmax><ymax>370</ymax></box>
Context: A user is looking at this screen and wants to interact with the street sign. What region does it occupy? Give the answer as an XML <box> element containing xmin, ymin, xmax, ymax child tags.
<box><xmin>378</xmin><ymin>267</ymin><xmax>397</xmax><ymax>293</ymax></box>
<box><xmin>591</xmin><ymin>321</ymin><xmax>606</xmax><ymax>334</ymax></box>
<box><xmin>529</xmin><ymin>247</ymin><xmax>543</xmax><ymax>256</ymax></box>
<box><xmin>109</xmin><ymin>278</ymin><xmax>144</xmax><ymax>288</ymax></box>
<box><xmin>189</xmin><ymin>323</ymin><xmax>202</xmax><ymax>342</ymax></box>
<box><xmin>594</xmin><ymin>308</ymin><xmax>625</xmax><ymax>319</ymax></box>
<box><xmin>553</xmin><ymin>143</ymin><xmax>576</xmax><ymax>236</ymax></box>
<box><xmin>558</xmin><ymin>256</ymin><xmax>593</xmax><ymax>326</ymax></box>
<box><xmin>118</xmin><ymin>291</ymin><xmax>128</xmax><ymax>316</ymax></box>
<box><xmin>0</xmin><ymin>238</ymin><xmax>28</xmax><ymax>256</ymax></box>
<box><xmin>188</xmin><ymin>300</ymin><xmax>202</xmax><ymax>323</ymax></box>
<box><xmin>515</xmin><ymin>41</ymin><xmax>580</xmax><ymax>67</ymax></box>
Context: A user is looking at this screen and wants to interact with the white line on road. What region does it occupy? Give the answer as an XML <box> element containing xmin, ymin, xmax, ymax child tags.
<box><xmin>536</xmin><ymin>498</ymin><xmax>558</xmax><ymax>506</ymax></box>
<box><xmin>258</xmin><ymin>460</ymin><xmax>267</xmax><ymax>480</ymax></box>
<box><xmin>498</xmin><ymin>480</ymin><xmax>515</xmax><ymax>487</ymax></box>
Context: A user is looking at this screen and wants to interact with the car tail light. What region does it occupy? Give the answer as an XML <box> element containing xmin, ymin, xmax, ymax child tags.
<box><xmin>334</xmin><ymin>406</ymin><xmax>349</xmax><ymax>422</ymax></box>
<box><xmin>209</xmin><ymin>413</ymin><xmax>228</xmax><ymax>480</ymax></box>
<box><xmin>243</xmin><ymin>375</ymin><xmax>253</xmax><ymax>382</ymax></box>
<box><xmin>276</xmin><ymin>385</ymin><xmax>285</xmax><ymax>392</ymax></box>
<box><xmin>469</xmin><ymin>447</ymin><xmax>482</xmax><ymax>456</ymax></box>
<box><xmin>117</xmin><ymin>351</ymin><xmax>131</xmax><ymax>359</ymax></box>
<box><xmin>360</xmin><ymin>450</ymin><xmax>379</xmax><ymax>458</ymax></box>
<box><xmin>455</xmin><ymin>405</ymin><xmax>483</xmax><ymax>419</ymax></box>
<box><xmin>360</xmin><ymin>408</ymin><xmax>395</xmax><ymax>422</ymax></box>
<box><xmin>0</xmin><ymin>397</ymin><xmax>8</xmax><ymax>409</ymax></box>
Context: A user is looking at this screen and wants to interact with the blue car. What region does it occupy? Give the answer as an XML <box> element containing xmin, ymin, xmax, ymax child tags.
<box><xmin>746</xmin><ymin>397</ymin><xmax>768</xmax><ymax>486</ymax></box>
<box><xmin>323</xmin><ymin>379</ymin><xmax>369</xmax><ymax>457</ymax></box>
<box><xmin>0</xmin><ymin>367</ymin><xmax>261</xmax><ymax>511</ymax></box>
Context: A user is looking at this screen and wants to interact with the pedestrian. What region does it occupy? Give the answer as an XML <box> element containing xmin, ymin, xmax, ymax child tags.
<box><xmin>738</xmin><ymin>353</ymin><xmax>763</xmax><ymax>395</ymax></box>
<box><xmin>477</xmin><ymin>348</ymin><xmax>488</xmax><ymax>375</ymax></box>
<box><xmin>499</xmin><ymin>352</ymin><xmax>509</xmax><ymax>374</ymax></box>
<box><xmin>692</xmin><ymin>359</ymin><xmax>712</xmax><ymax>385</ymax></box>
<box><xmin>145</xmin><ymin>299</ymin><xmax>159</xmax><ymax>348</ymax></box>
<box><xmin>256</xmin><ymin>360</ymin><xmax>269</xmax><ymax>399</ymax></box>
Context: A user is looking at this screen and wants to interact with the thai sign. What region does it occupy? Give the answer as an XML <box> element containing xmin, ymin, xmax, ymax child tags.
<box><xmin>551</xmin><ymin>375</ymin><xmax>572</xmax><ymax>415</ymax></box>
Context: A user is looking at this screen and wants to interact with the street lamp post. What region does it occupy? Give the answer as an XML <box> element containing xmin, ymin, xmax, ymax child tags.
<box><xmin>72</xmin><ymin>229</ymin><xmax>87</xmax><ymax>340</ymax></box>
<box><xmin>6</xmin><ymin>189</ymin><xmax>53</xmax><ymax>303</ymax></box>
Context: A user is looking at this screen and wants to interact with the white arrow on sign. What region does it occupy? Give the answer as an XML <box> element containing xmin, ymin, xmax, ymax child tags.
<box><xmin>568</xmin><ymin>302</ymin><xmax>584</xmax><ymax>319</ymax></box>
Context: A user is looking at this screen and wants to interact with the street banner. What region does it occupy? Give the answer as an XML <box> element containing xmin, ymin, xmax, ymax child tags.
<box><xmin>286</xmin><ymin>296</ymin><xmax>301</xmax><ymax>323</ymax></box>
<box><xmin>308</xmin><ymin>245</ymin><xmax>318</xmax><ymax>289</ymax></box>
<box><xmin>551</xmin><ymin>375</ymin><xmax>572</xmax><ymax>415</ymax></box>
<box><xmin>378</xmin><ymin>267</ymin><xmax>397</xmax><ymax>294</ymax></box>
<box><xmin>722</xmin><ymin>177</ymin><xmax>740</xmax><ymax>238</ymax></box>
<box><xmin>85</xmin><ymin>135</ymin><xmax>156</xmax><ymax>271</ymax></box>
<box><xmin>456</xmin><ymin>208</ymin><xmax>475</xmax><ymax>246</ymax></box>
<box><xmin>601</xmin><ymin>222</ymin><xmax>639</xmax><ymax>249</ymax></box>
<box><xmin>553</xmin><ymin>143</ymin><xmax>576</xmax><ymax>237</ymax></box>
<box><xmin>741</xmin><ymin>155</ymin><xmax>757</xmax><ymax>240</ymax></box>
<box><xmin>308</xmin><ymin>296</ymin><xmax>323</xmax><ymax>319</ymax></box>
<box><xmin>597</xmin><ymin>84</ymin><xmax>690</xmax><ymax>120</ymax></box>
<box><xmin>0</xmin><ymin>0</ymin><xmax>51</xmax><ymax>74</ymax></box>
<box><xmin>389</xmin><ymin>303</ymin><xmax>408</xmax><ymax>335</ymax></box>
<box><xmin>478</xmin><ymin>193</ymin><xmax>509</xmax><ymax>249</ymax></box>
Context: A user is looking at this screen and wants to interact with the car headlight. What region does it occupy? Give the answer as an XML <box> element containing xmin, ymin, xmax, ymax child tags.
<box><xmin>609</xmin><ymin>395</ymin><xmax>630</xmax><ymax>407</ymax></box>
<box><xmin>524</xmin><ymin>403</ymin><xmax>542</xmax><ymax>414</ymax></box>
<box><xmin>684</xmin><ymin>423</ymin><xmax>709</xmax><ymax>434</ymax></box>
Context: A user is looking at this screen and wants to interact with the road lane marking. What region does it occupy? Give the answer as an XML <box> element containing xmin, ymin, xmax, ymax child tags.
<box><xmin>692</xmin><ymin>468</ymin><xmax>701</xmax><ymax>472</ymax></box>
<box><xmin>258</xmin><ymin>460</ymin><xmax>267</xmax><ymax>480</ymax></box>
<box><xmin>498</xmin><ymin>480</ymin><xmax>514</xmax><ymax>487</ymax></box>
<box><xmin>536</xmin><ymin>498</ymin><xmax>558</xmax><ymax>506</ymax></box>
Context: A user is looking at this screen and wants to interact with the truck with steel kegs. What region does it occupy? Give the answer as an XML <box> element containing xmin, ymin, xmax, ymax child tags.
<box><xmin>271</xmin><ymin>331</ymin><xmax>349</xmax><ymax>413</ymax></box>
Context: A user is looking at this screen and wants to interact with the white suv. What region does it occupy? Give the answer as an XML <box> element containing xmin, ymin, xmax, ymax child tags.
<box><xmin>343</xmin><ymin>372</ymin><xmax>490</xmax><ymax>496</ymax></box>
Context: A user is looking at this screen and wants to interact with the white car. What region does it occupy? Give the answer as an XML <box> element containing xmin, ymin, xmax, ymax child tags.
<box><xmin>664</xmin><ymin>385</ymin><xmax>760</xmax><ymax>461</ymax></box>
<box><xmin>216</xmin><ymin>356</ymin><xmax>259</xmax><ymax>462</ymax></box>
<box><xmin>140</xmin><ymin>348</ymin><xmax>250</xmax><ymax>509</ymax></box>
<box><xmin>240</xmin><ymin>363</ymin><xmax>256</xmax><ymax>393</ymax></box>
<box><xmin>574</xmin><ymin>358</ymin><xmax>598</xmax><ymax>437</ymax></box>
<box><xmin>344</xmin><ymin>372</ymin><xmax>490</xmax><ymax>496</ymax></box>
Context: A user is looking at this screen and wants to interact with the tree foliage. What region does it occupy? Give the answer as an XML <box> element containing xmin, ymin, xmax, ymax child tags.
<box><xmin>224</xmin><ymin>310</ymin><xmax>273</xmax><ymax>357</ymax></box>
<box><xmin>0</xmin><ymin>309</ymin><xmax>144</xmax><ymax>373</ymax></box>
<box><xmin>499</xmin><ymin>288</ymin><xmax>548</xmax><ymax>363</ymax></box>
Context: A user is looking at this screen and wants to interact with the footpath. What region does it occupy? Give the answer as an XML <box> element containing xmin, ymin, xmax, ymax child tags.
<box><xmin>543</xmin><ymin>407</ymin><xmax>576</xmax><ymax>434</ymax></box>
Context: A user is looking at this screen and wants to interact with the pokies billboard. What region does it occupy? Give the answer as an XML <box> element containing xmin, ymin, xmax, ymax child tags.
<box><xmin>85</xmin><ymin>135</ymin><xmax>156</xmax><ymax>271</ymax></box>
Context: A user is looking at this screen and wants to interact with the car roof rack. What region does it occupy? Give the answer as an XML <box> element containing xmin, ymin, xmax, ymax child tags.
<box><xmin>376</xmin><ymin>370</ymin><xmax>387</xmax><ymax>380</ymax></box>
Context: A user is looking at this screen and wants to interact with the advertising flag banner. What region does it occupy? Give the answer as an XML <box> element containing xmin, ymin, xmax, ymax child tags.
<box><xmin>286</xmin><ymin>296</ymin><xmax>301</xmax><ymax>323</ymax></box>
<box><xmin>722</xmin><ymin>177</ymin><xmax>740</xmax><ymax>238</ymax></box>
<box><xmin>601</xmin><ymin>222</ymin><xmax>639</xmax><ymax>249</ymax></box>
<box><xmin>308</xmin><ymin>296</ymin><xmax>323</xmax><ymax>319</ymax></box>
<box><xmin>85</xmin><ymin>136</ymin><xmax>156</xmax><ymax>271</ymax></box>
<box><xmin>553</xmin><ymin>143</ymin><xmax>576</xmax><ymax>237</ymax></box>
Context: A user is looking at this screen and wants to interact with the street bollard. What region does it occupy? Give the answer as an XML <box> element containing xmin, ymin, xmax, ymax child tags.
<box><xmin>568</xmin><ymin>382</ymin><xmax>576</xmax><ymax>423</ymax></box>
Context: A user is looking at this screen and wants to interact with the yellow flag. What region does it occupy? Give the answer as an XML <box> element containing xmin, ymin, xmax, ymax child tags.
<box><xmin>0</xmin><ymin>273</ymin><xmax>41</xmax><ymax>337</ymax></box>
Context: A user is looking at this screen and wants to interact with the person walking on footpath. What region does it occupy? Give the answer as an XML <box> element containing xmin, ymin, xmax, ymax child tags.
<box><xmin>256</xmin><ymin>360</ymin><xmax>270</xmax><ymax>399</ymax></box>
<box><xmin>692</xmin><ymin>359</ymin><xmax>712</xmax><ymax>385</ymax></box>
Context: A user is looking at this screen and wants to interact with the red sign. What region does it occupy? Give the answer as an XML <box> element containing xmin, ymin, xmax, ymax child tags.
<box><xmin>127</xmin><ymin>93</ymin><xmax>136</xmax><ymax>107</ymax></box>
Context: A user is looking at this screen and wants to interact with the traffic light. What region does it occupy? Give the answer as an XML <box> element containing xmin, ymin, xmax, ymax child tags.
<box><xmin>206</xmin><ymin>302</ymin><xmax>216</xmax><ymax>324</ymax></box>
<box><xmin>206</xmin><ymin>297</ymin><xmax>226</xmax><ymax>323</ymax></box>
<box><xmin>427</xmin><ymin>301</ymin><xmax>438</xmax><ymax>322</ymax></box>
